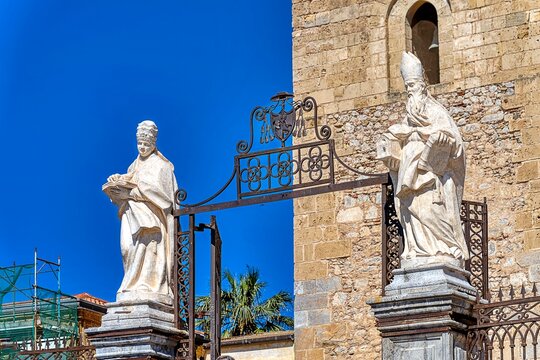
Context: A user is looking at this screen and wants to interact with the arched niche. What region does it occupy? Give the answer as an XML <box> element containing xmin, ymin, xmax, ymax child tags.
<box><xmin>408</xmin><ymin>2</ymin><xmax>440</xmax><ymax>84</ymax></box>
<box><xmin>387</xmin><ymin>0</ymin><xmax>453</xmax><ymax>92</ymax></box>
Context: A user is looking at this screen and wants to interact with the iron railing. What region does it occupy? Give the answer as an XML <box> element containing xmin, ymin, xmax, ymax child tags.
<box><xmin>2</xmin><ymin>336</ymin><xmax>95</xmax><ymax>360</ymax></box>
<box><xmin>467</xmin><ymin>284</ymin><xmax>540</xmax><ymax>360</ymax></box>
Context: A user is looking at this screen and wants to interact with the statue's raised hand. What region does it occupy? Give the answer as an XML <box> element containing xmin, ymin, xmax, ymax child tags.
<box><xmin>108</xmin><ymin>174</ymin><xmax>122</xmax><ymax>183</ymax></box>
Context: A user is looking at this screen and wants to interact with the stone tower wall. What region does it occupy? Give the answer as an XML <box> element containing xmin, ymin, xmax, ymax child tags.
<box><xmin>292</xmin><ymin>1</ymin><xmax>540</xmax><ymax>359</ymax></box>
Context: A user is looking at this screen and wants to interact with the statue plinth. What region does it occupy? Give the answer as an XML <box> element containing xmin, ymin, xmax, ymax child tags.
<box><xmin>87</xmin><ymin>300</ymin><xmax>186</xmax><ymax>360</ymax></box>
<box><xmin>368</xmin><ymin>261</ymin><xmax>477</xmax><ymax>360</ymax></box>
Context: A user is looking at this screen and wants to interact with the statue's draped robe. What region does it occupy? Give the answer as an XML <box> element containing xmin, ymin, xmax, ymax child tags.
<box><xmin>389</xmin><ymin>95</ymin><xmax>469</xmax><ymax>261</ymax></box>
<box><xmin>117</xmin><ymin>151</ymin><xmax>178</xmax><ymax>301</ymax></box>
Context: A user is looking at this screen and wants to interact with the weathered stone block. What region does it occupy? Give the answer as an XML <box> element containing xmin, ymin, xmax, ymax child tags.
<box><xmin>295</xmin><ymin>245</ymin><xmax>304</xmax><ymax>262</ymax></box>
<box><xmin>294</xmin><ymin>276</ymin><xmax>341</xmax><ymax>296</ymax></box>
<box><xmin>524</xmin><ymin>229</ymin><xmax>540</xmax><ymax>250</ymax></box>
<box><xmin>295</xmin><ymin>310</ymin><xmax>308</xmax><ymax>329</ymax></box>
<box><xmin>517</xmin><ymin>145</ymin><xmax>540</xmax><ymax>162</ymax></box>
<box><xmin>534</xmin><ymin>208</ymin><xmax>540</xmax><ymax>227</ymax></box>
<box><xmin>295</xmin><ymin>260</ymin><xmax>329</xmax><ymax>281</ymax></box>
<box><xmin>323</xmin><ymin>225</ymin><xmax>339</xmax><ymax>240</ymax></box>
<box><xmin>370</xmin><ymin>263</ymin><xmax>475</xmax><ymax>360</ymax></box>
<box><xmin>307</xmin><ymin>309</ymin><xmax>331</xmax><ymax>326</ymax></box>
<box><xmin>294</xmin><ymin>328</ymin><xmax>315</xmax><ymax>350</ymax></box>
<box><xmin>516</xmin><ymin>211</ymin><xmax>533</xmax><ymax>230</ymax></box>
<box><xmin>295</xmin><ymin>293</ymin><xmax>329</xmax><ymax>311</ymax></box>
<box><xmin>295</xmin><ymin>227</ymin><xmax>323</xmax><ymax>245</ymax></box>
<box><xmin>295</xmin><ymin>350</ymin><xmax>307</xmax><ymax>360</ymax></box>
<box><xmin>522</xmin><ymin>127</ymin><xmax>540</xmax><ymax>145</ymax></box>
<box><xmin>336</xmin><ymin>206</ymin><xmax>363</xmax><ymax>223</ymax></box>
<box><xmin>303</xmin><ymin>244</ymin><xmax>314</xmax><ymax>261</ymax></box>
<box><xmin>316</xmin><ymin>193</ymin><xmax>336</xmax><ymax>211</ymax></box>
<box><xmin>517</xmin><ymin>161</ymin><xmax>539</xmax><ymax>182</ymax></box>
<box><xmin>295</xmin><ymin>197</ymin><xmax>317</xmax><ymax>214</ymax></box>
<box><xmin>315</xmin><ymin>323</ymin><xmax>348</xmax><ymax>343</ymax></box>
<box><xmin>305</xmin><ymin>348</ymin><xmax>325</xmax><ymax>360</ymax></box>
<box><xmin>308</xmin><ymin>210</ymin><xmax>336</xmax><ymax>226</ymax></box>
<box><xmin>516</xmin><ymin>249</ymin><xmax>540</xmax><ymax>266</ymax></box>
<box><xmin>529</xmin><ymin>264</ymin><xmax>540</xmax><ymax>282</ymax></box>
<box><xmin>506</xmin><ymin>12</ymin><xmax>529</xmax><ymax>27</ymax></box>
<box><xmin>314</xmin><ymin>240</ymin><xmax>352</xmax><ymax>259</ymax></box>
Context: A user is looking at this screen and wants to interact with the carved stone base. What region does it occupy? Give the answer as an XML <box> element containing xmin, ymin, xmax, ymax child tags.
<box><xmin>87</xmin><ymin>300</ymin><xmax>186</xmax><ymax>360</ymax></box>
<box><xmin>369</xmin><ymin>262</ymin><xmax>477</xmax><ymax>360</ymax></box>
<box><xmin>381</xmin><ymin>331</ymin><xmax>468</xmax><ymax>360</ymax></box>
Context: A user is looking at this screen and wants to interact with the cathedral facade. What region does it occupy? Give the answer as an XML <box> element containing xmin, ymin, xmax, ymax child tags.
<box><xmin>292</xmin><ymin>0</ymin><xmax>540</xmax><ymax>358</ymax></box>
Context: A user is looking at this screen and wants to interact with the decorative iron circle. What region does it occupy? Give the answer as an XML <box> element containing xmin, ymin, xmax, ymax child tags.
<box><xmin>301</xmin><ymin>146</ymin><xmax>330</xmax><ymax>182</ymax></box>
<box><xmin>320</xmin><ymin>125</ymin><xmax>332</xmax><ymax>139</ymax></box>
<box><xmin>240</xmin><ymin>157</ymin><xmax>270</xmax><ymax>192</ymax></box>
<box><xmin>270</xmin><ymin>151</ymin><xmax>296</xmax><ymax>187</ymax></box>
<box><xmin>176</xmin><ymin>189</ymin><xmax>188</xmax><ymax>205</ymax></box>
<box><xmin>236</xmin><ymin>140</ymin><xmax>249</xmax><ymax>153</ymax></box>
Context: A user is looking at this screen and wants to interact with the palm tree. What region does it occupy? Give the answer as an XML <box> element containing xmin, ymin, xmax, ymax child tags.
<box><xmin>196</xmin><ymin>267</ymin><xmax>293</xmax><ymax>338</ymax></box>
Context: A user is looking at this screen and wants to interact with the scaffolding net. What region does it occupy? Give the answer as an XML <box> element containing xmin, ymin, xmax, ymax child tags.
<box><xmin>0</xmin><ymin>256</ymin><xmax>79</xmax><ymax>358</ymax></box>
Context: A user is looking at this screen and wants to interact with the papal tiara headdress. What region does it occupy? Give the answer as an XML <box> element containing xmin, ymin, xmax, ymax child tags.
<box><xmin>136</xmin><ymin>120</ymin><xmax>158</xmax><ymax>142</ymax></box>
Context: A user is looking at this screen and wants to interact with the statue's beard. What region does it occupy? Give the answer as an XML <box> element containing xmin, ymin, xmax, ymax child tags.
<box><xmin>406</xmin><ymin>90</ymin><xmax>430</xmax><ymax>126</ymax></box>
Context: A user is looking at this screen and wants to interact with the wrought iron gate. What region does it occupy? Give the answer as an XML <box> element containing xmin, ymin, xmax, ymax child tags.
<box><xmin>173</xmin><ymin>92</ymin><xmax>387</xmax><ymax>359</ymax></box>
<box><xmin>175</xmin><ymin>215</ymin><xmax>222</xmax><ymax>360</ymax></box>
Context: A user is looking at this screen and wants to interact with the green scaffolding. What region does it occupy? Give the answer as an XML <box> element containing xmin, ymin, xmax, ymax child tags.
<box><xmin>0</xmin><ymin>254</ymin><xmax>79</xmax><ymax>358</ymax></box>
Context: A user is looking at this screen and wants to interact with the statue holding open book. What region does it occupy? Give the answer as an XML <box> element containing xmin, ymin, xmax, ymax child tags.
<box><xmin>103</xmin><ymin>120</ymin><xmax>178</xmax><ymax>305</ymax></box>
<box><xmin>377</xmin><ymin>52</ymin><xmax>469</xmax><ymax>267</ymax></box>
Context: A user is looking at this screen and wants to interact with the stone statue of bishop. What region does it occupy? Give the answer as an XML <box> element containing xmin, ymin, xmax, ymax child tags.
<box><xmin>377</xmin><ymin>52</ymin><xmax>468</xmax><ymax>268</ymax></box>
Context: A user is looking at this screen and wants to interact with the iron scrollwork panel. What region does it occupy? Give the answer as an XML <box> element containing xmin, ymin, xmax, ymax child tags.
<box><xmin>14</xmin><ymin>336</ymin><xmax>96</xmax><ymax>359</ymax></box>
<box><xmin>382</xmin><ymin>183</ymin><xmax>403</xmax><ymax>292</ymax></box>
<box><xmin>467</xmin><ymin>286</ymin><xmax>540</xmax><ymax>360</ymax></box>
<box><xmin>17</xmin><ymin>348</ymin><xmax>96</xmax><ymax>360</ymax></box>
<box><xmin>237</xmin><ymin>141</ymin><xmax>334</xmax><ymax>198</ymax></box>
<box><xmin>383</xmin><ymin>191</ymin><xmax>488</xmax><ymax>298</ymax></box>
<box><xmin>461</xmin><ymin>200</ymin><xmax>488</xmax><ymax>300</ymax></box>
<box><xmin>176</xmin><ymin>230</ymin><xmax>190</xmax><ymax>329</ymax></box>
<box><xmin>236</xmin><ymin>93</ymin><xmax>328</xmax><ymax>155</ymax></box>
<box><xmin>176</xmin><ymin>227</ymin><xmax>191</xmax><ymax>360</ymax></box>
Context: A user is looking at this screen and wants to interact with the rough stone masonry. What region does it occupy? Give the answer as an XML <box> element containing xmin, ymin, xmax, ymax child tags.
<box><xmin>292</xmin><ymin>1</ymin><xmax>540</xmax><ymax>359</ymax></box>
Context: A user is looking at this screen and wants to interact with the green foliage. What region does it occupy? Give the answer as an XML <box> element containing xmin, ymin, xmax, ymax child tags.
<box><xmin>196</xmin><ymin>267</ymin><xmax>293</xmax><ymax>338</ymax></box>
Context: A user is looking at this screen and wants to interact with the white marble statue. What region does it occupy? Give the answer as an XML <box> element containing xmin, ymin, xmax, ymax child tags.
<box><xmin>377</xmin><ymin>52</ymin><xmax>469</xmax><ymax>266</ymax></box>
<box><xmin>104</xmin><ymin>120</ymin><xmax>178</xmax><ymax>304</ymax></box>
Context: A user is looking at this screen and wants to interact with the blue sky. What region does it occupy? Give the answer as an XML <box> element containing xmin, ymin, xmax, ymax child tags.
<box><xmin>0</xmin><ymin>1</ymin><xmax>293</xmax><ymax>306</ymax></box>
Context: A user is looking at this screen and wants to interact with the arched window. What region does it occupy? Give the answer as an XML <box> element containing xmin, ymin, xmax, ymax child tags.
<box><xmin>407</xmin><ymin>2</ymin><xmax>440</xmax><ymax>84</ymax></box>
<box><xmin>387</xmin><ymin>0</ymin><xmax>452</xmax><ymax>93</ymax></box>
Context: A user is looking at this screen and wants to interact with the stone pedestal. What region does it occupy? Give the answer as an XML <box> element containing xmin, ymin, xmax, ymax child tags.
<box><xmin>87</xmin><ymin>300</ymin><xmax>186</xmax><ymax>360</ymax></box>
<box><xmin>369</xmin><ymin>261</ymin><xmax>477</xmax><ymax>360</ymax></box>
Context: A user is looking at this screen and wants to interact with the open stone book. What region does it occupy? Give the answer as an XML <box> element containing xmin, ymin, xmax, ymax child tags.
<box><xmin>102</xmin><ymin>180</ymin><xmax>137</xmax><ymax>204</ymax></box>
